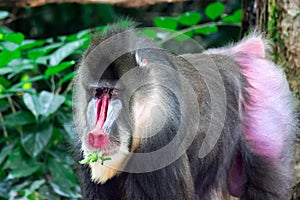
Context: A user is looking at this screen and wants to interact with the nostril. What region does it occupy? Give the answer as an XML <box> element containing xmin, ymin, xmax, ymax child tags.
<box><xmin>88</xmin><ymin>133</ymin><xmax>95</xmax><ymax>147</ymax></box>
<box><xmin>88</xmin><ymin>132</ymin><xmax>107</xmax><ymax>149</ymax></box>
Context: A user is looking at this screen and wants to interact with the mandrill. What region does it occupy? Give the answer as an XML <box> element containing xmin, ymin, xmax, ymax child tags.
<box><xmin>73</xmin><ymin>21</ymin><xmax>298</xmax><ymax>200</ymax></box>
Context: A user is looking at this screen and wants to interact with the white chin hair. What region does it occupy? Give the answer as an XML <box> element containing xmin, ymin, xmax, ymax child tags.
<box><xmin>90</xmin><ymin>147</ymin><xmax>130</xmax><ymax>184</ymax></box>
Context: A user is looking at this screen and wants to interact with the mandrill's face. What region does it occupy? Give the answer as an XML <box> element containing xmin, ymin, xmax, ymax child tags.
<box><xmin>73</xmin><ymin>45</ymin><xmax>172</xmax><ymax>183</ymax></box>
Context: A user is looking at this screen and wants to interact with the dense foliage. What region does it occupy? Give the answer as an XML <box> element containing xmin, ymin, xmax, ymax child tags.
<box><xmin>0</xmin><ymin>2</ymin><xmax>241</xmax><ymax>199</ymax></box>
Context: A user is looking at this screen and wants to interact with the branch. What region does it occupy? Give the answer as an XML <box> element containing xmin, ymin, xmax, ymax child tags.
<box><xmin>0</xmin><ymin>0</ymin><xmax>186</xmax><ymax>8</ymax></box>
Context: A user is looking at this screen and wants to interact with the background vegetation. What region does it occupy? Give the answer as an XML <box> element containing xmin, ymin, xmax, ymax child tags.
<box><xmin>0</xmin><ymin>1</ymin><xmax>297</xmax><ymax>199</ymax></box>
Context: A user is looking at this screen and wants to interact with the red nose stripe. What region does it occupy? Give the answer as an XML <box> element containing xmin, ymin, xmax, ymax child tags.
<box><xmin>88</xmin><ymin>94</ymin><xmax>110</xmax><ymax>149</ymax></box>
<box><xmin>97</xmin><ymin>94</ymin><xmax>109</xmax><ymax>128</ymax></box>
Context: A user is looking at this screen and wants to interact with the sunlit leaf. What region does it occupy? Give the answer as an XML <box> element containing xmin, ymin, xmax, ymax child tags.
<box><xmin>5</xmin><ymin>59</ymin><xmax>36</xmax><ymax>79</ymax></box>
<box><xmin>23</xmin><ymin>93</ymin><xmax>41</xmax><ymax>119</ymax></box>
<box><xmin>0</xmin><ymin>11</ymin><xmax>10</xmax><ymax>20</ymax></box>
<box><xmin>49</xmin><ymin>39</ymin><xmax>87</xmax><ymax>66</ymax></box>
<box><xmin>10</xmin><ymin>75</ymin><xmax>44</xmax><ymax>90</ymax></box>
<box><xmin>21</xmin><ymin>74</ymin><xmax>32</xmax><ymax>89</ymax></box>
<box><xmin>178</xmin><ymin>12</ymin><xmax>202</xmax><ymax>26</ymax></box>
<box><xmin>39</xmin><ymin>91</ymin><xmax>65</xmax><ymax>117</ymax></box>
<box><xmin>205</xmin><ymin>2</ymin><xmax>225</xmax><ymax>21</ymax></box>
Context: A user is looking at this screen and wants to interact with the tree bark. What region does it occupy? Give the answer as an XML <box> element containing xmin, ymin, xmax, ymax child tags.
<box><xmin>270</xmin><ymin>0</ymin><xmax>300</xmax><ymax>199</ymax></box>
<box><xmin>0</xmin><ymin>0</ymin><xmax>185</xmax><ymax>8</ymax></box>
<box><xmin>268</xmin><ymin>0</ymin><xmax>300</xmax><ymax>98</ymax></box>
<box><xmin>249</xmin><ymin>0</ymin><xmax>300</xmax><ymax>199</ymax></box>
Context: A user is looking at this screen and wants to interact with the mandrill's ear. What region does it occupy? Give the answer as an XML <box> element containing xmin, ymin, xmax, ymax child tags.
<box><xmin>204</xmin><ymin>34</ymin><xmax>271</xmax><ymax>59</ymax></box>
<box><xmin>230</xmin><ymin>36</ymin><xmax>267</xmax><ymax>58</ymax></box>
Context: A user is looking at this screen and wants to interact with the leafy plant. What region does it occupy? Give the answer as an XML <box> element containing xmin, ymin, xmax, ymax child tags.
<box><xmin>0</xmin><ymin>20</ymin><xmax>96</xmax><ymax>199</ymax></box>
<box><xmin>141</xmin><ymin>2</ymin><xmax>242</xmax><ymax>51</ymax></box>
<box><xmin>79</xmin><ymin>151</ymin><xmax>111</xmax><ymax>165</ymax></box>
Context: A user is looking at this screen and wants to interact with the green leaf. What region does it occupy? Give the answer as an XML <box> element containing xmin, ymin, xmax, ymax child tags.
<box><xmin>23</xmin><ymin>93</ymin><xmax>41</xmax><ymax>119</ymax></box>
<box><xmin>21</xmin><ymin>39</ymin><xmax>45</xmax><ymax>51</ymax></box>
<box><xmin>154</xmin><ymin>17</ymin><xmax>178</xmax><ymax>30</ymax></box>
<box><xmin>23</xmin><ymin>91</ymin><xmax>65</xmax><ymax>118</ymax></box>
<box><xmin>38</xmin><ymin>185</ymin><xmax>60</xmax><ymax>200</ymax></box>
<box><xmin>0</xmin><ymin>76</ymin><xmax>10</xmax><ymax>88</ymax></box>
<box><xmin>9</xmin><ymin>75</ymin><xmax>44</xmax><ymax>90</ymax></box>
<box><xmin>21</xmin><ymin>122</ymin><xmax>53</xmax><ymax>158</ymax></box>
<box><xmin>4</xmin><ymin>147</ymin><xmax>43</xmax><ymax>179</ymax></box>
<box><xmin>27</xmin><ymin>43</ymin><xmax>64</xmax><ymax>60</ymax></box>
<box><xmin>39</xmin><ymin>91</ymin><xmax>65</xmax><ymax>117</ymax></box>
<box><xmin>139</xmin><ymin>28</ymin><xmax>158</xmax><ymax>40</ymax></box>
<box><xmin>0</xmin><ymin>99</ymin><xmax>10</xmax><ymax>112</ymax></box>
<box><xmin>3</xmin><ymin>33</ymin><xmax>24</xmax><ymax>45</ymax></box>
<box><xmin>49</xmin><ymin>38</ymin><xmax>87</xmax><ymax>66</ymax></box>
<box><xmin>21</xmin><ymin>74</ymin><xmax>32</xmax><ymax>89</ymax></box>
<box><xmin>4</xmin><ymin>59</ymin><xmax>36</xmax><ymax>78</ymax></box>
<box><xmin>205</xmin><ymin>2</ymin><xmax>225</xmax><ymax>21</ymax></box>
<box><xmin>195</xmin><ymin>25</ymin><xmax>218</xmax><ymax>35</ymax></box>
<box><xmin>8</xmin><ymin>165</ymin><xmax>42</xmax><ymax>179</ymax></box>
<box><xmin>48</xmin><ymin>158</ymin><xmax>80</xmax><ymax>198</ymax></box>
<box><xmin>64</xmin><ymin>29</ymin><xmax>90</xmax><ymax>42</ymax></box>
<box><xmin>0</xmin><ymin>143</ymin><xmax>15</xmax><ymax>165</ymax></box>
<box><xmin>77</xmin><ymin>29</ymin><xmax>90</xmax><ymax>39</ymax></box>
<box><xmin>45</xmin><ymin>60</ymin><xmax>75</xmax><ymax>77</ymax></box>
<box><xmin>178</xmin><ymin>12</ymin><xmax>202</xmax><ymax>26</ymax></box>
<box><xmin>4</xmin><ymin>111</ymin><xmax>35</xmax><ymax>126</ymax></box>
<box><xmin>173</xmin><ymin>30</ymin><xmax>194</xmax><ymax>42</ymax></box>
<box><xmin>0</xmin><ymin>11</ymin><xmax>10</xmax><ymax>20</ymax></box>
<box><xmin>0</xmin><ymin>49</ymin><xmax>21</xmax><ymax>67</ymax></box>
<box><xmin>0</xmin><ymin>180</ymin><xmax>11</xmax><ymax>198</ymax></box>
<box><xmin>221</xmin><ymin>9</ymin><xmax>242</xmax><ymax>23</ymax></box>
<box><xmin>79</xmin><ymin>151</ymin><xmax>111</xmax><ymax>165</ymax></box>
<box><xmin>21</xmin><ymin>180</ymin><xmax>46</xmax><ymax>198</ymax></box>
<box><xmin>57</xmin><ymin>72</ymin><xmax>75</xmax><ymax>86</ymax></box>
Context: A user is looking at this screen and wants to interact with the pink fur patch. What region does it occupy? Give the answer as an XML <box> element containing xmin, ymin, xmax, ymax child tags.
<box><xmin>237</xmin><ymin>56</ymin><xmax>291</xmax><ymax>158</ymax></box>
<box><xmin>205</xmin><ymin>36</ymin><xmax>295</xmax><ymax>158</ymax></box>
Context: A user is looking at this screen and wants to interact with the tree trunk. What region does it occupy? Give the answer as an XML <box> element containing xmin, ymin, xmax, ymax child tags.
<box><xmin>247</xmin><ymin>0</ymin><xmax>300</xmax><ymax>199</ymax></box>
<box><xmin>271</xmin><ymin>0</ymin><xmax>300</xmax><ymax>99</ymax></box>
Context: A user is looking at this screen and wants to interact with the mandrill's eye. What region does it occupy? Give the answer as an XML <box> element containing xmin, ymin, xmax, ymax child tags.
<box><xmin>108</xmin><ymin>88</ymin><xmax>119</xmax><ymax>98</ymax></box>
<box><xmin>92</xmin><ymin>88</ymin><xmax>104</xmax><ymax>99</ymax></box>
<box><xmin>91</xmin><ymin>87</ymin><xmax>119</xmax><ymax>99</ymax></box>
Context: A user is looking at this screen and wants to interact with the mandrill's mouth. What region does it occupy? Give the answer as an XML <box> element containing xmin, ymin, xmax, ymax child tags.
<box><xmin>81</xmin><ymin>139</ymin><xmax>121</xmax><ymax>165</ymax></box>
<box><xmin>87</xmin><ymin>135</ymin><xmax>121</xmax><ymax>156</ymax></box>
